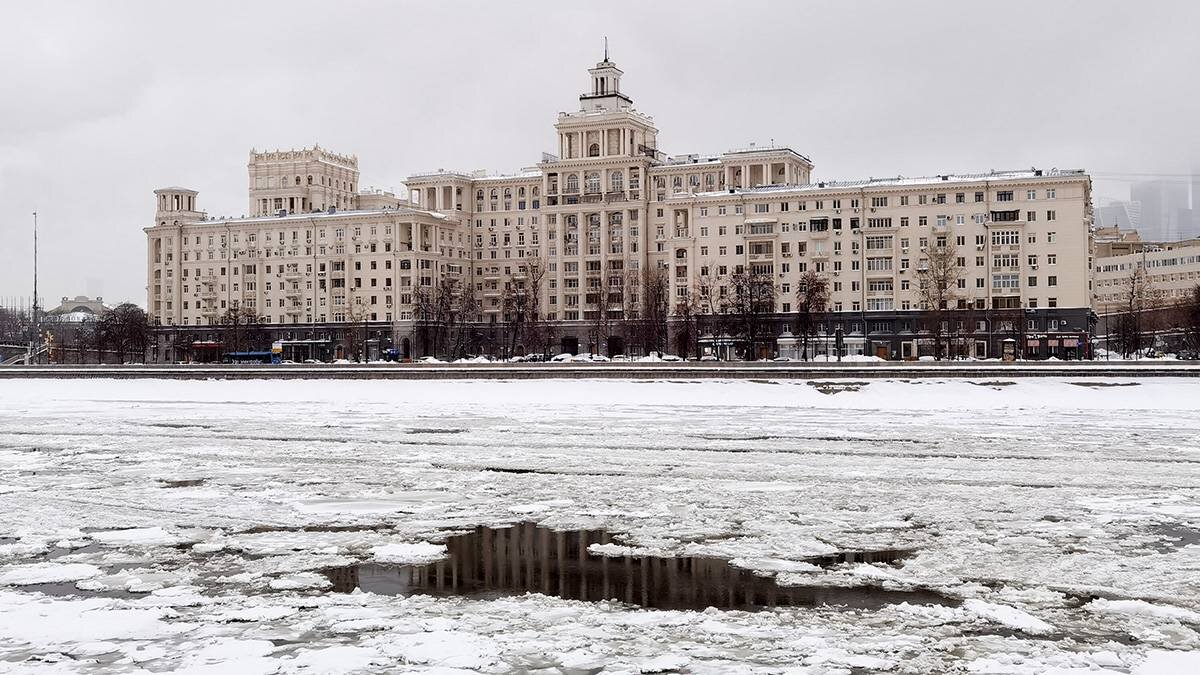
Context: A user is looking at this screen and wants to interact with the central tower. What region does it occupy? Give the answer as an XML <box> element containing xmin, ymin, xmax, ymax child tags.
<box><xmin>579</xmin><ymin>49</ymin><xmax>632</xmax><ymax>114</ymax></box>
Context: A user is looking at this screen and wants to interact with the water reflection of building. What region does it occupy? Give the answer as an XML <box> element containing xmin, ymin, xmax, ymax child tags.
<box><xmin>325</xmin><ymin>523</ymin><xmax>945</xmax><ymax>611</ymax></box>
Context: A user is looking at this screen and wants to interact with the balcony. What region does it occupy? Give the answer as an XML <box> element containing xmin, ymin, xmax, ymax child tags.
<box><xmin>200</xmin><ymin>289</ymin><xmax>218</xmax><ymax>300</ymax></box>
<box><xmin>748</xmin><ymin>252</ymin><xmax>774</xmax><ymax>261</ymax></box>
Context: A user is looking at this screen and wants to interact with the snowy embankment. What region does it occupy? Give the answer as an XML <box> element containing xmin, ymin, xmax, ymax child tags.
<box><xmin>0</xmin><ymin>377</ymin><xmax>1198</xmax><ymax>673</ymax></box>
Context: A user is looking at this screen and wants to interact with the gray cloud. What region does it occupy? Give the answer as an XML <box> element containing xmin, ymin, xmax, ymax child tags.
<box><xmin>2</xmin><ymin>0</ymin><xmax>1198</xmax><ymax>307</ymax></box>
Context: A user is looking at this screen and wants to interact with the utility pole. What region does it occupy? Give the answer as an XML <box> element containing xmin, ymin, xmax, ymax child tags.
<box><xmin>29</xmin><ymin>211</ymin><xmax>39</xmax><ymax>365</ymax></box>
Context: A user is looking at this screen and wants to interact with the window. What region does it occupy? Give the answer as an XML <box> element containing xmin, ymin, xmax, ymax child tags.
<box><xmin>996</xmin><ymin>191</ymin><xmax>1014</xmax><ymax>201</ymax></box>
<box><xmin>1027</xmin><ymin>189</ymin><xmax>1037</xmax><ymax>200</ymax></box>
<box><xmin>1048</xmin><ymin>275</ymin><xmax>1057</xmax><ymax>287</ymax></box>
<box><xmin>1047</xmin><ymin>231</ymin><xmax>1057</xmax><ymax>243</ymax></box>
<box><xmin>1046</xmin><ymin>188</ymin><xmax>1056</xmax><ymax>199</ymax></box>
<box><xmin>1047</xmin><ymin>210</ymin><xmax>1057</xmax><ymax>221</ymax></box>
<box><xmin>991</xmin><ymin>230</ymin><xmax>1020</xmax><ymax>246</ymax></box>
<box><xmin>992</xmin><ymin>273</ymin><xmax>1020</xmax><ymax>290</ymax></box>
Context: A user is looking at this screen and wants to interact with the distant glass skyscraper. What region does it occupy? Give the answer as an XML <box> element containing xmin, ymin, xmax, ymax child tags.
<box><xmin>1131</xmin><ymin>179</ymin><xmax>1190</xmax><ymax>241</ymax></box>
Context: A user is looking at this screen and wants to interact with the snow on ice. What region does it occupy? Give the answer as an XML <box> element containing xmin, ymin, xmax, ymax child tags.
<box><xmin>0</xmin><ymin>376</ymin><xmax>1198</xmax><ymax>672</ymax></box>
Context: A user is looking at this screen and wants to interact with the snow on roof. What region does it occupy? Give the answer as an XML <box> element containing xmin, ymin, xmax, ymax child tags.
<box><xmin>690</xmin><ymin>169</ymin><xmax>1087</xmax><ymax>198</ymax></box>
<box><xmin>472</xmin><ymin>170</ymin><xmax>543</xmax><ymax>183</ymax></box>
<box><xmin>172</xmin><ymin>207</ymin><xmax>446</xmax><ymax>227</ymax></box>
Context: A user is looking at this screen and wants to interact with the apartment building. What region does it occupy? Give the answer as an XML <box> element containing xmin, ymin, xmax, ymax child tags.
<box><xmin>1094</xmin><ymin>243</ymin><xmax>1200</xmax><ymax>314</ymax></box>
<box><xmin>146</xmin><ymin>54</ymin><xmax>1094</xmax><ymax>361</ymax></box>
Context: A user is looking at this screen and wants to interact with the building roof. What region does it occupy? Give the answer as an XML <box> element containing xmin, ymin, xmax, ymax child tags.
<box><xmin>688</xmin><ymin>168</ymin><xmax>1087</xmax><ymax>198</ymax></box>
<box><xmin>153</xmin><ymin>206</ymin><xmax>447</xmax><ymax>228</ymax></box>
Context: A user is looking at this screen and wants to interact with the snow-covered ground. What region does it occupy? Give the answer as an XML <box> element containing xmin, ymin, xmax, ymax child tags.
<box><xmin>0</xmin><ymin>377</ymin><xmax>1198</xmax><ymax>673</ymax></box>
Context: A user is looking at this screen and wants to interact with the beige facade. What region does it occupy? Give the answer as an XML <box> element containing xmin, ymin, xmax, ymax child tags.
<box><xmin>1093</xmin><ymin>243</ymin><xmax>1200</xmax><ymax>314</ymax></box>
<box><xmin>145</xmin><ymin>187</ymin><xmax>464</xmax><ymax>328</ymax></box>
<box><xmin>146</xmin><ymin>55</ymin><xmax>1094</xmax><ymax>356</ymax></box>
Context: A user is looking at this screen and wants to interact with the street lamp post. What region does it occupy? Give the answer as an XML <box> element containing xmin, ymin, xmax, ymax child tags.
<box><xmin>30</xmin><ymin>211</ymin><xmax>39</xmax><ymax>365</ymax></box>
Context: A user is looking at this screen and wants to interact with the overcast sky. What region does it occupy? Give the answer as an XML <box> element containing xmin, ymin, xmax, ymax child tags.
<box><xmin>2</xmin><ymin>0</ymin><xmax>1199</xmax><ymax>308</ymax></box>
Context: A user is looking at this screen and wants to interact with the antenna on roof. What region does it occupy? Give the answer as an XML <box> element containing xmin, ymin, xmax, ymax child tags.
<box><xmin>604</xmin><ymin>36</ymin><xmax>609</xmax><ymax>61</ymax></box>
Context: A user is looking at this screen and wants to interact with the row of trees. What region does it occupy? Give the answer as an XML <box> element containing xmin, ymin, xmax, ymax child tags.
<box><xmin>38</xmin><ymin>303</ymin><xmax>151</xmax><ymax>363</ymax></box>
<box><xmin>1108</xmin><ymin>265</ymin><xmax>1200</xmax><ymax>358</ymax></box>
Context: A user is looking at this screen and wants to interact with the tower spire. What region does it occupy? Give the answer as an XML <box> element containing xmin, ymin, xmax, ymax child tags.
<box><xmin>604</xmin><ymin>36</ymin><xmax>608</xmax><ymax>62</ymax></box>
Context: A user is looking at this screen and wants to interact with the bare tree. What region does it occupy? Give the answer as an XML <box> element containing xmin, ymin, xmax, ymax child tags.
<box><xmin>97</xmin><ymin>303</ymin><xmax>150</xmax><ymax>363</ymax></box>
<box><xmin>917</xmin><ymin>241</ymin><xmax>963</xmax><ymax>360</ymax></box>
<box><xmin>412</xmin><ymin>286</ymin><xmax>436</xmax><ymax>357</ymax></box>
<box><xmin>1180</xmin><ymin>284</ymin><xmax>1200</xmax><ymax>357</ymax></box>
<box><xmin>1113</xmin><ymin>264</ymin><xmax>1155</xmax><ymax>358</ymax></box>
<box><xmin>795</xmin><ymin>270</ymin><xmax>830</xmax><ymax>361</ymax></box>
<box><xmin>219</xmin><ymin>304</ymin><xmax>271</xmax><ymax>356</ymax></box>
<box><xmin>522</xmin><ymin>256</ymin><xmax>550</xmax><ymax>357</ymax></box>
<box><xmin>723</xmin><ymin>268</ymin><xmax>776</xmax><ymax>360</ymax></box>
<box><xmin>501</xmin><ymin>273</ymin><xmax>533</xmax><ymax>358</ymax></box>
<box><xmin>639</xmin><ymin>265</ymin><xmax>670</xmax><ymax>355</ymax></box>
<box><xmin>673</xmin><ymin>291</ymin><xmax>701</xmax><ymax>359</ymax></box>
<box><xmin>344</xmin><ymin>297</ymin><xmax>370</xmax><ymax>361</ymax></box>
<box><xmin>449</xmin><ymin>282</ymin><xmax>480</xmax><ymax>359</ymax></box>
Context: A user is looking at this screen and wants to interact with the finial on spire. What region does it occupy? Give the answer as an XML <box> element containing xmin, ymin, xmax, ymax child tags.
<box><xmin>604</xmin><ymin>36</ymin><xmax>608</xmax><ymax>61</ymax></box>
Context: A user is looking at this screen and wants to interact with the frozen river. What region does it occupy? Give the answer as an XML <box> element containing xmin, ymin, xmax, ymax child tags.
<box><xmin>0</xmin><ymin>377</ymin><xmax>1198</xmax><ymax>673</ymax></box>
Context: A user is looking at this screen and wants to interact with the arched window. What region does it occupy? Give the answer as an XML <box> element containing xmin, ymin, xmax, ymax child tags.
<box><xmin>655</xmin><ymin>177</ymin><xmax>666</xmax><ymax>189</ymax></box>
<box><xmin>566</xmin><ymin>174</ymin><xmax>579</xmax><ymax>193</ymax></box>
<box><xmin>705</xmin><ymin>173</ymin><xmax>715</xmax><ymax>187</ymax></box>
<box><xmin>476</xmin><ymin>189</ymin><xmax>484</xmax><ymax>200</ymax></box>
<box><xmin>490</xmin><ymin>189</ymin><xmax>498</xmax><ymax>200</ymax></box>
<box><xmin>518</xmin><ymin>187</ymin><xmax>526</xmax><ymax>198</ymax></box>
<box><xmin>295</xmin><ymin>176</ymin><xmax>302</xmax><ymax>186</ymax></box>
<box><xmin>586</xmin><ymin>172</ymin><xmax>600</xmax><ymax>193</ymax></box>
<box><xmin>588</xmin><ymin>143</ymin><xmax>600</xmax><ymax>157</ymax></box>
<box><xmin>689</xmin><ymin>174</ymin><xmax>700</xmax><ymax>187</ymax></box>
<box><xmin>673</xmin><ymin>176</ymin><xmax>683</xmax><ymax>189</ymax></box>
<box><xmin>532</xmin><ymin>187</ymin><xmax>540</xmax><ymax>197</ymax></box>
<box><xmin>609</xmin><ymin>212</ymin><xmax>623</xmax><ymax>225</ymax></box>
<box><xmin>611</xmin><ymin>171</ymin><xmax>624</xmax><ymax>192</ymax></box>
<box><xmin>503</xmin><ymin>188</ymin><xmax>512</xmax><ymax>199</ymax></box>
<box><xmin>307</xmin><ymin>175</ymin><xmax>313</xmax><ymax>185</ymax></box>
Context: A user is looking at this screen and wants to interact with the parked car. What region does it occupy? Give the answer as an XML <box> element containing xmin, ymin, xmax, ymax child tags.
<box><xmin>551</xmin><ymin>353</ymin><xmax>574</xmax><ymax>362</ymax></box>
<box><xmin>661</xmin><ymin>354</ymin><xmax>684</xmax><ymax>362</ymax></box>
<box><xmin>700</xmin><ymin>355</ymin><xmax>719</xmax><ymax>362</ymax></box>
